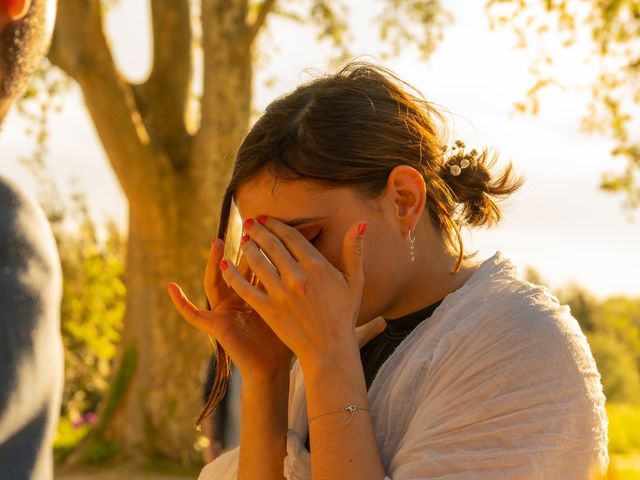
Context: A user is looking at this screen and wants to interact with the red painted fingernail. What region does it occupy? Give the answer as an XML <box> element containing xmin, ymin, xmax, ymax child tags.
<box><xmin>243</xmin><ymin>218</ymin><xmax>255</xmax><ymax>230</ymax></box>
<box><xmin>257</xmin><ymin>215</ymin><xmax>268</xmax><ymax>225</ymax></box>
<box><xmin>357</xmin><ymin>222</ymin><xmax>368</xmax><ymax>236</ymax></box>
<box><xmin>220</xmin><ymin>259</ymin><xmax>229</xmax><ymax>271</ymax></box>
<box><xmin>241</xmin><ymin>234</ymin><xmax>250</xmax><ymax>245</ymax></box>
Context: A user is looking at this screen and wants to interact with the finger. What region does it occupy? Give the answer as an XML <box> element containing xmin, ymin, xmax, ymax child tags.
<box><xmin>237</xmin><ymin>250</ymin><xmax>260</xmax><ymax>288</ymax></box>
<box><xmin>243</xmin><ymin>217</ymin><xmax>304</xmax><ymax>275</ymax></box>
<box><xmin>340</xmin><ymin>221</ymin><xmax>367</xmax><ymax>289</ymax></box>
<box><xmin>204</xmin><ymin>238</ymin><xmax>226</xmax><ymax>306</ymax></box>
<box><xmin>167</xmin><ymin>282</ymin><xmax>215</xmax><ymax>333</ymax></box>
<box><xmin>248</xmin><ymin>216</ymin><xmax>321</xmax><ymax>269</ymax></box>
<box><xmin>239</xmin><ymin>235</ymin><xmax>282</xmax><ymax>293</ymax></box>
<box><xmin>220</xmin><ymin>258</ymin><xmax>268</xmax><ymax>313</ymax></box>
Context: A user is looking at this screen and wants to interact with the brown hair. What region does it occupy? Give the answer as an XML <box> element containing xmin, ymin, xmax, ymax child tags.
<box><xmin>195</xmin><ymin>61</ymin><xmax>524</xmax><ymax>427</ymax></box>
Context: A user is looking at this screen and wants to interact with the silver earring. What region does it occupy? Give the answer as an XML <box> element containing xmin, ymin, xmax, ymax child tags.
<box><xmin>409</xmin><ymin>229</ymin><xmax>416</xmax><ymax>262</ymax></box>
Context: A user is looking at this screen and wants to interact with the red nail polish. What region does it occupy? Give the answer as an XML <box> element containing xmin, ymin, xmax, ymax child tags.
<box><xmin>243</xmin><ymin>218</ymin><xmax>255</xmax><ymax>230</ymax></box>
<box><xmin>241</xmin><ymin>234</ymin><xmax>250</xmax><ymax>245</ymax></box>
<box><xmin>357</xmin><ymin>222</ymin><xmax>368</xmax><ymax>236</ymax></box>
<box><xmin>257</xmin><ymin>215</ymin><xmax>268</xmax><ymax>225</ymax></box>
<box><xmin>220</xmin><ymin>259</ymin><xmax>229</xmax><ymax>271</ymax></box>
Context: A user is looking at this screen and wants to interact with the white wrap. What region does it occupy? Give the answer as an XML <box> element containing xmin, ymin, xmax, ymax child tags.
<box><xmin>198</xmin><ymin>251</ymin><xmax>609</xmax><ymax>479</ymax></box>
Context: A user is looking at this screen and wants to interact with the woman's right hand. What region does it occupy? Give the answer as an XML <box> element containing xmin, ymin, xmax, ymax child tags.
<box><xmin>166</xmin><ymin>238</ymin><xmax>293</xmax><ymax>384</ymax></box>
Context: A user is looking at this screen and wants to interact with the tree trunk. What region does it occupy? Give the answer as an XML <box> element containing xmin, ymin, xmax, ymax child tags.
<box><xmin>103</xmin><ymin>77</ymin><xmax>253</xmax><ymax>463</ymax></box>
<box><xmin>48</xmin><ymin>0</ymin><xmax>257</xmax><ymax>464</ymax></box>
<box><xmin>107</xmin><ymin>207</ymin><xmax>206</xmax><ymax>462</ymax></box>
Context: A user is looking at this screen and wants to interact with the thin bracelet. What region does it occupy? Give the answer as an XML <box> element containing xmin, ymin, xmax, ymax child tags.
<box><xmin>309</xmin><ymin>404</ymin><xmax>370</xmax><ymax>426</ymax></box>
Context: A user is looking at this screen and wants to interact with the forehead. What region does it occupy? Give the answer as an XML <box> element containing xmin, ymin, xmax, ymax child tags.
<box><xmin>234</xmin><ymin>170</ymin><xmax>353</xmax><ymax>221</ymax></box>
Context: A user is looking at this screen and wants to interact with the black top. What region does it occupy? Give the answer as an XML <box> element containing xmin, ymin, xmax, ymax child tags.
<box><xmin>303</xmin><ymin>298</ymin><xmax>445</xmax><ymax>451</ymax></box>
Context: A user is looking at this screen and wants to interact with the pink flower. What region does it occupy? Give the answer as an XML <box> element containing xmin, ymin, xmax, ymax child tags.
<box><xmin>84</xmin><ymin>412</ymin><xmax>98</xmax><ymax>425</ymax></box>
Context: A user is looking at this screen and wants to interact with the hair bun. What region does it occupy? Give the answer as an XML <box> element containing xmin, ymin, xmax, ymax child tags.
<box><xmin>441</xmin><ymin>142</ymin><xmax>524</xmax><ymax>227</ymax></box>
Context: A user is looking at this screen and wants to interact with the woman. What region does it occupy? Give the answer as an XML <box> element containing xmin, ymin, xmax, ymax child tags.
<box><xmin>167</xmin><ymin>62</ymin><xmax>609</xmax><ymax>479</ymax></box>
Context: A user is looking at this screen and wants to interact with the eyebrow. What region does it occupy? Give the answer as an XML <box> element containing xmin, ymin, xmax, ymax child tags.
<box><xmin>277</xmin><ymin>216</ymin><xmax>325</xmax><ymax>227</ymax></box>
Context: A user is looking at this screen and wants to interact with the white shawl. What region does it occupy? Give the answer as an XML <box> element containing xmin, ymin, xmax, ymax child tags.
<box><xmin>198</xmin><ymin>251</ymin><xmax>609</xmax><ymax>479</ymax></box>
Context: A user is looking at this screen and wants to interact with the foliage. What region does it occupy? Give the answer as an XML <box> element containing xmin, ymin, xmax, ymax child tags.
<box><xmin>485</xmin><ymin>0</ymin><xmax>640</xmax><ymax>213</ymax></box>
<box><xmin>33</xmin><ymin>185</ymin><xmax>127</xmax><ymax>461</ymax></box>
<box><xmin>53</xmin><ymin>417</ymin><xmax>92</xmax><ymax>463</ymax></box>
<box><xmin>15</xmin><ymin>60</ymin><xmax>72</xmax><ymax>170</ymax></box>
<box><xmin>558</xmin><ymin>284</ymin><xmax>640</xmax><ymax>365</ymax></box>
<box><xmin>608</xmin><ymin>402</ymin><xmax>640</xmax><ymax>454</ymax></box>
<box><xmin>588</xmin><ymin>332</ymin><xmax>640</xmax><ymax>404</ymax></box>
<box><xmin>55</xmin><ymin>193</ymin><xmax>126</xmax><ymax>427</ymax></box>
<box><xmin>375</xmin><ymin>0</ymin><xmax>453</xmax><ymax>60</ymax></box>
<box><xmin>560</xmin><ymin>287</ymin><xmax>640</xmax><ymax>404</ymax></box>
<box><xmin>600</xmin><ymin>296</ymin><xmax>640</xmax><ymax>363</ymax></box>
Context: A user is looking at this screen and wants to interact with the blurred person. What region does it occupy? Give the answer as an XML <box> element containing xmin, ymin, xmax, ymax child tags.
<box><xmin>168</xmin><ymin>62</ymin><xmax>609</xmax><ymax>479</ymax></box>
<box><xmin>201</xmin><ymin>357</ymin><xmax>241</xmax><ymax>463</ymax></box>
<box><xmin>201</xmin><ymin>355</ymin><xmax>224</xmax><ymax>463</ymax></box>
<box><xmin>0</xmin><ymin>1</ymin><xmax>64</xmax><ymax>479</ymax></box>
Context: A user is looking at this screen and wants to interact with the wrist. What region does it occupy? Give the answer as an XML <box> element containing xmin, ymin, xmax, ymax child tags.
<box><xmin>299</xmin><ymin>339</ymin><xmax>370</xmax><ymax>426</ymax></box>
<box><xmin>243</xmin><ymin>367</ymin><xmax>290</xmax><ymax>395</ymax></box>
<box><xmin>299</xmin><ymin>339</ymin><xmax>361</xmax><ymax>381</ymax></box>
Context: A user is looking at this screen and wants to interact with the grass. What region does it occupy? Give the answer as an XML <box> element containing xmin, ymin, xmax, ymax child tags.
<box><xmin>608</xmin><ymin>452</ymin><xmax>640</xmax><ymax>479</ymax></box>
<box><xmin>604</xmin><ymin>402</ymin><xmax>640</xmax><ymax>479</ymax></box>
<box><xmin>607</xmin><ymin>402</ymin><xmax>640</xmax><ymax>454</ymax></box>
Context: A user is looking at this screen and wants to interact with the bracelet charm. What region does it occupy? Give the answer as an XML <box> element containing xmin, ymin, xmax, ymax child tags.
<box><xmin>309</xmin><ymin>404</ymin><xmax>370</xmax><ymax>426</ymax></box>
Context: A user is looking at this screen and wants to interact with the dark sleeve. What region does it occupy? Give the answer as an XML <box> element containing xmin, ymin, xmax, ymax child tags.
<box><xmin>0</xmin><ymin>175</ymin><xmax>64</xmax><ymax>480</ymax></box>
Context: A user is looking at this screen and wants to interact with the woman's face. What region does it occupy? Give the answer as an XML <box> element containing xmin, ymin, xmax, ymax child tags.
<box><xmin>235</xmin><ymin>169</ymin><xmax>408</xmax><ymax>327</ymax></box>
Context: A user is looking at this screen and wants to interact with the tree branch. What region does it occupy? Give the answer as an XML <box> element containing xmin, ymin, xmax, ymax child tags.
<box><xmin>193</xmin><ymin>0</ymin><xmax>253</xmax><ymax>198</ymax></box>
<box><xmin>248</xmin><ymin>0</ymin><xmax>277</xmax><ymax>44</ymax></box>
<box><xmin>48</xmin><ymin>0</ymin><xmax>173</xmax><ymax>222</ymax></box>
<box><xmin>137</xmin><ymin>0</ymin><xmax>192</xmax><ymax>169</ymax></box>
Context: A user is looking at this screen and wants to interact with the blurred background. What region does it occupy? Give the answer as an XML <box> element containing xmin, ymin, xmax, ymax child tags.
<box><xmin>0</xmin><ymin>0</ymin><xmax>639</xmax><ymax>478</ymax></box>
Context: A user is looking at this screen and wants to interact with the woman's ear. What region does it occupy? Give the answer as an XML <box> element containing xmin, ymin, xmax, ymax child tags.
<box><xmin>384</xmin><ymin>165</ymin><xmax>427</xmax><ymax>234</ymax></box>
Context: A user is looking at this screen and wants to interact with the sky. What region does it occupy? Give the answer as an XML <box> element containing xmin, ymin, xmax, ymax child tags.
<box><xmin>0</xmin><ymin>0</ymin><xmax>638</xmax><ymax>298</ymax></box>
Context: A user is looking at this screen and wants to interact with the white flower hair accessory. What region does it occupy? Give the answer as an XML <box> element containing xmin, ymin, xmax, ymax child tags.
<box><xmin>442</xmin><ymin>140</ymin><xmax>479</xmax><ymax>176</ymax></box>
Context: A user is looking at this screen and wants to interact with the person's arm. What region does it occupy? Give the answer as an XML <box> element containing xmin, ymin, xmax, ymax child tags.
<box><xmin>237</xmin><ymin>369</ymin><xmax>290</xmax><ymax>480</ymax></box>
<box><xmin>0</xmin><ymin>176</ymin><xmax>63</xmax><ymax>480</ymax></box>
<box><xmin>302</xmin><ymin>341</ymin><xmax>387</xmax><ymax>480</ymax></box>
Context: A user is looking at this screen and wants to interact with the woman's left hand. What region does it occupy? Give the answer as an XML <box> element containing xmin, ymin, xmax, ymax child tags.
<box><xmin>219</xmin><ymin>215</ymin><xmax>368</xmax><ymax>366</ymax></box>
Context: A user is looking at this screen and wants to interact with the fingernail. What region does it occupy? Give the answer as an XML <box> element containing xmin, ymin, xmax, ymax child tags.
<box><xmin>243</xmin><ymin>218</ymin><xmax>255</xmax><ymax>230</ymax></box>
<box><xmin>257</xmin><ymin>215</ymin><xmax>268</xmax><ymax>225</ymax></box>
<box><xmin>220</xmin><ymin>259</ymin><xmax>229</xmax><ymax>271</ymax></box>
<box><xmin>241</xmin><ymin>234</ymin><xmax>250</xmax><ymax>246</ymax></box>
<box><xmin>357</xmin><ymin>222</ymin><xmax>368</xmax><ymax>236</ymax></box>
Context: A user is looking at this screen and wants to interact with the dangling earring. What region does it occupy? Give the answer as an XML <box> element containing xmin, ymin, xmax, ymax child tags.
<box><xmin>409</xmin><ymin>228</ymin><xmax>416</xmax><ymax>262</ymax></box>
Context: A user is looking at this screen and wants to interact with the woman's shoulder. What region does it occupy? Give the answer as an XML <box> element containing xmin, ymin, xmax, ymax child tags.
<box><xmin>451</xmin><ymin>251</ymin><xmax>585</xmax><ymax>341</ymax></box>
<box><xmin>429</xmin><ymin>253</ymin><xmax>599</xmax><ymax>385</ymax></box>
